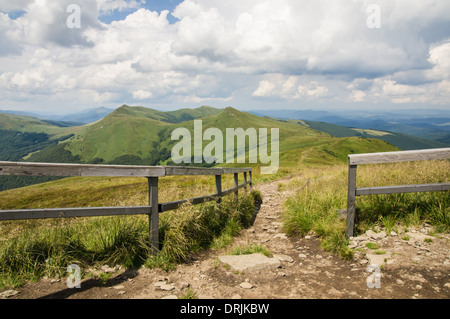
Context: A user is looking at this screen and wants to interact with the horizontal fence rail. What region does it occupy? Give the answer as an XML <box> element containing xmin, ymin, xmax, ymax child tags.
<box><xmin>345</xmin><ymin>148</ymin><xmax>450</xmax><ymax>238</ymax></box>
<box><xmin>0</xmin><ymin>161</ymin><xmax>253</xmax><ymax>254</ymax></box>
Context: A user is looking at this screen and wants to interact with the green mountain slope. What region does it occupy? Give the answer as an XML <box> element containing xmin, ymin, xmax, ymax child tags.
<box><xmin>62</xmin><ymin>105</ymin><xmax>223</xmax><ymax>163</ymax></box>
<box><xmin>0</xmin><ymin>105</ymin><xmax>401</xmax><ymax>191</ymax></box>
<box><xmin>0</xmin><ymin>113</ymin><xmax>82</xmax><ymax>139</ymax></box>
<box><xmin>297</xmin><ymin>120</ymin><xmax>449</xmax><ymax>150</ymax></box>
<box><xmin>3</xmin><ymin>105</ymin><xmax>401</xmax><ymax>168</ymax></box>
<box><xmin>0</xmin><ymin>113</ymin><xmax>85</xmax><ymax>191</ymax></box>
<box><xmin>45</xmin><ymin>106</ymin><xmax>398</xmax><ymax>166</ymax></box>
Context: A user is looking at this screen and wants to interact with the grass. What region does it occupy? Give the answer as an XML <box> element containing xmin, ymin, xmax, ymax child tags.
<box><xmin>179</xmin><ymin>287</ymin><xmax>198</xmax><ymax>299</ymax></box>
<box><xmin>281</xmin><ymin>166</ymin><xmax>354</xmax><ymax>260</ymax></box>
<box><xmin>356</xmin><ymin>160</ymin><xmax>450</xmax><ymax>233</ymax></box>
<box><xmin>282</xmin><ymin>160</ymin><xmax>449</xmax><ymax>260</ymax></box>
<box><xmin>0</xmin><ymin>173</ymin><xmax>260</xmax><ymax>289</ymax></box>
<box><xmin>365</xmin><ymin>243</ymin><xmax>380</xmax><ymax>250</ymax></box>
<box><xmin>0</xmin><ymin>215</ymin><xmax>151</xmax><ymax>288</ymax></box>
<box><xmin>230</xmin><ymin>243</ymin><xmax>271</xmax><ymax>257</ymax></box>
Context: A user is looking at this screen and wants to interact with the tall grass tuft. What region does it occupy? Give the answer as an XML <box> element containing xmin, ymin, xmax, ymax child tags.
<box><xmin>282</xmin><ymin>169</ymin><xmax>352</xmax><ymax>259</ymax></box>
<box><xmin>0</xmin><ymin>226</ymin><xmax>89</xmax><ymax>288</ymax></box>
<box><xmin>90</xmin><ymin>216</ymin><xmax>151</xmax><ymax>269</ymax></box>
<box><xmin>0</xmin><ymin>186</ymin><xmax>260</xmax><ymax>288</ymax></box>
<box><xmin>146</xmin><ymin>191</ymin><xmax>260</xmax><ymax>270</ymax></box>
<box><xmin>282</xmin><ymin>160</ymin><xmax>449</xmax><ymax>260</ymax></box>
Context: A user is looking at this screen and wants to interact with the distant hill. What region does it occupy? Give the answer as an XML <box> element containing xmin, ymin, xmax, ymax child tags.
<box><xmin>250</xmin><ymin>109</ymin><xmax>450</xmax><ymax>149</ymax></box>
<box><xmin>1</xmin><ymin>105</ymin><xmax>401</xmax><ymax>190</ymax></box>
<box><xmin>1</xmin><ymin>105</ymin><xmax>399</xmax><ymax>167</ymax></box>
<box><xmin>56</xmin><ymin>107</ymin><xmax>114</xmax><ymax>124</ymax></box>
<box><xmin>0</xmin><ymin>113</ymin><xmax>84</xmax><ymax>191</ymax></box>
<box><xmin>62</xmin><ymin>105</ymin><xmax>222</xmax><ymax>163</ymax></box>
<box><xmin>0</xmin><ymin>112</ymin><xmax>83</xmax><ymax>138</ymax></box>
<box><xmin>0</xmin><ymin>107</ymin><xmax>115</xmax><ymax>125</ymax></box>
<box><xmin>299</xmin><ymin>120</ymin><xmax>449</xmax><ymax>150</ymax></box>
<box><xmin>50</xmin><ymin>105</ymin><xmax>398</xmax><ymax>168</ymax></box>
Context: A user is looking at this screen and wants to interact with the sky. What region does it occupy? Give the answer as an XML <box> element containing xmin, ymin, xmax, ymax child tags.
<box><xmin>0</xmin><ymin>0</ymin><xmax>449</xmax><ymax>115</ymax></box>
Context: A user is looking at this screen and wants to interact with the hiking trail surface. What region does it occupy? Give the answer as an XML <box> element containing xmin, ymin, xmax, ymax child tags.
<box><xmin>4</xmin><ymin>176</ymin><xmax>449</xmax><ymax>299</ymax></box>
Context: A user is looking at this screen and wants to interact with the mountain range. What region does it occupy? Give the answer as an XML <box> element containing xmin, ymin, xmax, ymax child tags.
<box><xmin>1</xmin><ymin>104</ymin><xmax>447</xmax><ymax>190</ymax></box>
<box><xmin>249</xmin><ymin>109</ymin><xmax>450</xmax><ymax>146</ymax></box>
<box><xmin>0</xmin><ymin>107</ymin><xmax>114</xmax><ymax>125</ymax></box>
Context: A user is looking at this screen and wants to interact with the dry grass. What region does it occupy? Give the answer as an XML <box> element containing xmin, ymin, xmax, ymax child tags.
<box><xmin>282</xmin><ymin>160</ymin><xmax>450</xmax><ymax>259</ymax></box>
<box><xmin>0</xmin><ymin>174</ymin><xmax>259</xmax><ymax>288</ymax></box>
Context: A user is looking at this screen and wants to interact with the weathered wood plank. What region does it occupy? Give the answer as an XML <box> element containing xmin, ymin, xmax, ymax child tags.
<box><xmin>221</xmin><ymin>183</ymin><xmax>248</xmax><ymax>196</ymax></box>
<box><xmin>0</xmin><ymin>206</ymin><xmax>152</xmax><ymax>221</ymax></box>
<box><xmin>0</xmin><ymin>161</ymin><xmax>166</xmax><ymax>177</ymax></box>
<box><xmin>148</xmin><ymin>177</ymin><xmax>159</xmax><ymax>255</ymax></box>
<box><xmin>0</xmin><ymin>162</ymin><xmax>252</xmax><ymax>177</ymax></box>
<box><xmin>160</xmin><ymin>194</ymin><xmax>219</xmax><ymax>212</ymax></box>
<box><xmin>244</xmin><ymin>172</ymin><xmax>248</xmax><ymax>194</ymax></box>
<box><xmin>221</xmin><ymin>167</ymin><xmax>252</xmax><ymax>174</ymax></box>
<box><xmin>356</xmin><ymin>183</ymin><xmax>450</xmax><ymax>196</ymax></box>
<box><xmin>159</xmin><ymin>181</ymin><xmax>250</xmax><ymax>212</ymax></box>
<box><xmin>165</xmin><ymin>166</ymin><xmax>224</xmax><ymax>176</ymax></box>
<box><xmin>349</xmin><ymin>148</ymin><xmax>450</xmax><ymax>165</ymax></box>
<box><xmin>234</xmin><ymin>173</ymin><xmax>239</xmax><ymax>200</ymax></box>
<box><xmin>346</xmin><ymin>164</ymin><xmax>357</xmax><ymax>238</ymax></box>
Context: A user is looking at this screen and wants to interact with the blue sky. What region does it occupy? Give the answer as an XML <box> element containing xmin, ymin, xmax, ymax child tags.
<box><xmin>0</xmin><ymin>0</ymin><xmax>449</xmax><ymax>114</ymax></box>
<box><xmin>98</xmin><ymin>0</ymin><xmax>184</xmax><ymax>24</ymax></box>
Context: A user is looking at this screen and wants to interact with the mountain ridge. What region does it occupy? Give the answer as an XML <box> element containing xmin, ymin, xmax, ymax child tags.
<box><xmin>0</xmin><ymin>105</ymin><xmax>401</xmax><ymax>190</ymax></box>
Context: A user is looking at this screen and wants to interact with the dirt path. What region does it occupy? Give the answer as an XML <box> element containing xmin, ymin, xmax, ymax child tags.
<box><xmin>6</xmin><ymin>176</ymin><xmax>450</xmax><ymax>299</ymax></box>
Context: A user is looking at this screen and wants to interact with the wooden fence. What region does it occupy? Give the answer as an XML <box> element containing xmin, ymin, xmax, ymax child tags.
<box><xmin>345</xmin><ymin>148</ymin><xmax>450</xmax><ymax>238</ymax></box>
<box><xmin>0</xmin><ymin>161</ymin><xmax>253</xmax><ymax>254</ymax></box>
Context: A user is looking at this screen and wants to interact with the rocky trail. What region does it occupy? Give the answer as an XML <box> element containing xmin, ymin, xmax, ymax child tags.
<box><xmin>3</xmin><ymin>176</ymin><xmax>449</xmax><ymax>299</ymax></box>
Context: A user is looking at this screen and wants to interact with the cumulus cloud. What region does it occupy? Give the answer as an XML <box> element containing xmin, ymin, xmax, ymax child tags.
<box><xmin>349</xmin><ymin>90</ymin><xmax>367</xmax><ymax>102</ymax></box>
<box><xmin>0</xmin><ymin>12</ymin><xmax>23</xmax><ymax>56</ymax></box>
<box><xmin>0</xmin><ymin>0</ymin><xmax>34</xmax><ymax>12</ymax></box>
<box><xmin>0</xmin><ymin>0</ymin><xmax>102</xmax><ymax>51</ymax></box>
<box><xmin>426</xmin><ymin>42</ymin><xmax>450</xmax><ymax>82</ymax></box>
<box><xmin>0</xmin><ymin>0</ymin><xmax>449</xmax><ymax>112</ymax></box>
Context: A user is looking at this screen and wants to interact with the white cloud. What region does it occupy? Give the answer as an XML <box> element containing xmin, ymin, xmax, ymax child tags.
<box><xmin>0</xmin><ymin>0</ymin><xmax>33</xmax><ymax>12</ymax></box>
<box><xmin>295</xmin><ymin>81</ymin><xmax>329</xmax><ymax>100</ymax></box>
<box><xmin>426</xmin><ymin>42</ymin><xmax>450</xmax><ymax>82</ymax></box>
<box><xmin>349</xmin><ymin>90</ymin><xmax>367</xmax><ymax>102</ymax></box>
<box><xmin>1</xmin><ymin>0</ymin><xmax>102</xmax><ymax>49</ymax></box>
<box><xmin>0</xmin><ymin>12</ymin><xmax>23</xmax><ymax>56</ymax></box>
<box><xmin>0</xmin><ymin>0</ymin><xmax>449</xmax><ymax>113</ymax></box>
<box><xmin>252</xmin><ymin>80</ymin><xmax>276</xmax><ymax>97</ymax></box>
<box><xmin>132</xmin><ymin>89</ymin><xmax>152</xmax><ymax>100</ymax></box>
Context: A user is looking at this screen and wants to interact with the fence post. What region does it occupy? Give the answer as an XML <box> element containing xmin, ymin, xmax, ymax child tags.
<box><xmin>249</xmin><ymin>170</ymin><xmax>253</xmax><ymax>191</ymax></box>
<box><xmin>346</xmin><ymin>164</ymin><xmax>357</xmax><ymax>238</ymax></box>
<box><xmin>244</xmin><ymin>172</ymin><xmax>248</xmax><ymax>194</ymax></box>
<box><xmin>215</xmin><ymin>174</ymin><xmax>222</xmax><ymax>204</ymax></box>
<box><xmin>148</xmin><ymin>177</ymin><xmax>159</xmax><ymax>255</ymax></box>
<box><xmin>234</xmin><ymin>173</ymin><xmax>239</xmax><ymax>201</ymax></box>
